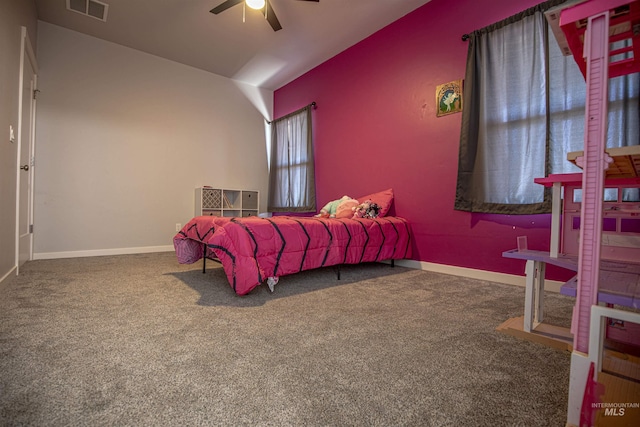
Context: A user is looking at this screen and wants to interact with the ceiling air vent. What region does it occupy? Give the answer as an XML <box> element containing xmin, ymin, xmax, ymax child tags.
<box><xmin>66</xmin><ymin>0</ymin><xmax>109</xmax><ymax>22</ymax></box>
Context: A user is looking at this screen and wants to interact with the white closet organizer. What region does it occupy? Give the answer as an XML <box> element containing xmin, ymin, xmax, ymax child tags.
<box><xmin>195</xmin><ymin>187</ymin><xmax>259</xmax><ymax>217</ymax></box>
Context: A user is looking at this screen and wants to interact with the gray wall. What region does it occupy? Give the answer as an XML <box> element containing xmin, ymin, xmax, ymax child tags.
<box><xmin>33</xmin><ymin>22</ymin><xmax>269</xmax><ymax>258</ymax></box>
<box><xmin>0</xmin><ymin>0</ymin><xmax>38</xmax><ymax>282</ymax></box>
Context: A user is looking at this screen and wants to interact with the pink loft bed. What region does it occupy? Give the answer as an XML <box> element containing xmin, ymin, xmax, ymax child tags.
<box><xmin>558</xmin><ymin>2</ymin><xmax>640</xmax><ymax>425</ymax></box>
<box><xmin>503</xmin><ymin>1</ymin><xmax>640</xmax><ymax>425</ymax></box>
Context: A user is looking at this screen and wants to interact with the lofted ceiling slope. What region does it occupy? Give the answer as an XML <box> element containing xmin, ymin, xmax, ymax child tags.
<box><xmin>35</xmin><ymin>0</ymin><xmax>432</xmax><ymax>90</ymax></box>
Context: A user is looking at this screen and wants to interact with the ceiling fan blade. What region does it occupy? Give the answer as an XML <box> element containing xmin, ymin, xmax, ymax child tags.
<box><xmin>265</xmin><ymin>0</ymin><xmax>282</xmax><ymax>32</ymax></box>
<box><xmin>210</xmin><ymin>0</ymin><xmax>244</xmax><ymax>14</ymax></box>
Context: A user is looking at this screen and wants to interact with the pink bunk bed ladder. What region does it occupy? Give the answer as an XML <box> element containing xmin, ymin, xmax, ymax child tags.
<box><xmin>574</xmin><ymin>11</ymin><xmax>609</xmax><ymax>355</ymax></box>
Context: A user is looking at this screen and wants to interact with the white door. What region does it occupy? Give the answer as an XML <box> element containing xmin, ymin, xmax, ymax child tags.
<box><xmin>17</xmin><ymin>28</ymin><xmax>37</xmax><ymax>271</ymax></box>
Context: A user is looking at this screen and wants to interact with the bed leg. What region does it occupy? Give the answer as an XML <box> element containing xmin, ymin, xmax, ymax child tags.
<box><xmin>391</xmin><ymin>259</ymin><xmax>395</xmax><ymax>268</ymax></box>
<box><xmin>202</xmin><ymin>243</ymin><xmax>207</xmax><ymax>274</ymax></box>
<box><xmin>336</xmin><ymin>265</ymin><xmax>341</xmax><ymax>280</ymax></box>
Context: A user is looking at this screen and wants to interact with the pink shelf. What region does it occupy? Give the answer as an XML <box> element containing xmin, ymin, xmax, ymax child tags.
<box><xmin>534</xmin><ymin>174</ymin><xmax>640</xmax><ymax>188</ymax></box>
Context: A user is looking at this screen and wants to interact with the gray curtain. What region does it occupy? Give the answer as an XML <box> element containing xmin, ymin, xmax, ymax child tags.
<box><xmin>267</xmin><ymin>104</ymin><xmax>316</xmax><ymax>212</ymax></box>
<box><xmin>455</xmin><ymin>0</ymin><xmax>639</xmax><ymax>214</ymax></box>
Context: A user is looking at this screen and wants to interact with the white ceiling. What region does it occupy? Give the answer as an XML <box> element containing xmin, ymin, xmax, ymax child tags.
<box><xmin>35</xmin><ymin>0</ymin><xmax>432</xmax><ymax>90</ymax></box>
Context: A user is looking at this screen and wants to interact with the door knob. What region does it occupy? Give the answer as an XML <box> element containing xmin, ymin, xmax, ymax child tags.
<box><xmin>20</xmin><ymin>165</ymin><xmax>29</xmax><ymax>171</ymax></box>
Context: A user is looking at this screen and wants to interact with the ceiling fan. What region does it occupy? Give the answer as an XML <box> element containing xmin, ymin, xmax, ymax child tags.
<box><xmin>210</xmin><ymin>0</ymin><xmax>319</xmax><ymax>32</ymax></box>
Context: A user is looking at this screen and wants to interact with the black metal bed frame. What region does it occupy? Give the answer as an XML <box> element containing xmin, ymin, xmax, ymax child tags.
<box><xmin>201</xmin><ymin>242</ymin><xmax>395</xmax><ymax>280</ymax></box>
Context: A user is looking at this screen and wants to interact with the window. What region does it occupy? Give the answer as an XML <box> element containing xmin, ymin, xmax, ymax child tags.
<box><xmin>455</xmin><ymin>0</ymin><xmax>639</xmax><ymax>215</ymax></box>
<box><xmin>267</xmin><ymin>104</ymin><xmax>316</xmax><ymax>212</ymax></box>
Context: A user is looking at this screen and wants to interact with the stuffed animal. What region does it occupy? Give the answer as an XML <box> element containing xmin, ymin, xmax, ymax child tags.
<box><xmin>352</xmin><ymin>200</ymin><xmax>381</xmax><ymax>219</ymax></box>
<box><xmin>335</xmin><ymin>198</ymin><xmax>359</xmax><ymax>218</ymax></box>
<box><xmin>316</xmin><ymin>195</ymin><xmax>355</xmax><ymax>218</ymax></box>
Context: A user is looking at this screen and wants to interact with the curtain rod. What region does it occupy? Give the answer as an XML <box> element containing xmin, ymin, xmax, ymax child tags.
<box><xmin>460</xmin><ymin>0</ymin><xmax>566</xmax><ymax>42</ymax></box>
<box><xmin>267</xmin><ymin>101</ymin><xmax>317</xmax><ymax>124</ymax></box>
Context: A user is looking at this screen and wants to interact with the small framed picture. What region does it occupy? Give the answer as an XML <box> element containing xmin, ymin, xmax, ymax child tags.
<box><xmin>436</xmin><ymin>79</ymin><xmax>463</xmax><ymax>117</ymax></box>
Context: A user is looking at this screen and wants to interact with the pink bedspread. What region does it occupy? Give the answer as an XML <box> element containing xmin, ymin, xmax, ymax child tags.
<box><xmin>173</xmin><ymin>215</ymin><xmax>412</xmax><ymax>295</ymax></box>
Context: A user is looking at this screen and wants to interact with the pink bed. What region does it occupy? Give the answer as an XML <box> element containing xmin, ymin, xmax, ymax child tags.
<box><xmin>173</xmin><ymin>215</ymin><xmax>412</xmax><ymax>295</ymax></box>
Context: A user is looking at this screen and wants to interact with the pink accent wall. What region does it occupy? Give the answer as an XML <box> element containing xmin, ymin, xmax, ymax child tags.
<box><xmin>274</xmin><ymin>0</ymin><xmax>573</xmax><ymax>280</ymax></box>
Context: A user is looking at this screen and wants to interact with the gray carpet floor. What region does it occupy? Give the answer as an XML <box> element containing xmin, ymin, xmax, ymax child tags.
<box><xmin>0</xmin><ymin>252</ymin><xmax>574</xmax><ymax>426</ymax></box>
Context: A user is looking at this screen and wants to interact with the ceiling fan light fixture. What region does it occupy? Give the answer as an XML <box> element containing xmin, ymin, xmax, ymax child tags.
<box><xmin>246</xmin><ymin>0</ymin><xmax>265</xmax><ymax>10</ymax></box>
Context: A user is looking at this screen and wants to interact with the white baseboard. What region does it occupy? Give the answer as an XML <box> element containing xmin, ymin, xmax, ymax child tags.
<box><xmin>33</xmin><ymin>245</ymin><xmax>175</xmax><ymax>260</ymax></box>
<box><xmin>29</xmin><ymin>248</ymin><xmax>563</xmax><ymax>292</ymax></box>
<box><xmin>391</xmin><ymin>259</ymin><xmax>564</xmax><ymax>293</ymax></box>
<box><xmin>0</xmin><ymin>265</ymin><xmax>17</xmax><ymax>284</ymax></box>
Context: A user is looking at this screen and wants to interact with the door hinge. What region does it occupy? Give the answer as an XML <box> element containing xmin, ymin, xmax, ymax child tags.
<box><xmin>29</xmin><ymin>224</ymin><xmax>33</xmax><ymax>234</ymax></box>
<box><xmin>33</xmin><ymin>89</ymin><xmax>40</xmax><ymax>100</ymax></box>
